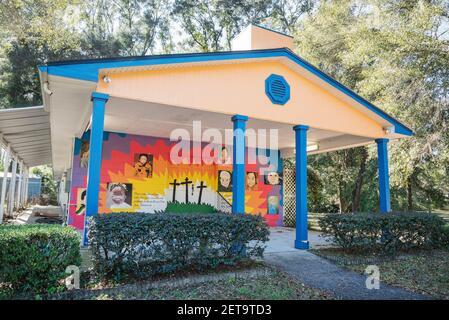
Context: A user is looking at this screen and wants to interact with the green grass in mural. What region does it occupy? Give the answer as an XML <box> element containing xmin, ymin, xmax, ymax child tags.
<box><xmin>164</xmin><ymin>201</ymin><xmax>218</xmax><ymax>213</ymax></box>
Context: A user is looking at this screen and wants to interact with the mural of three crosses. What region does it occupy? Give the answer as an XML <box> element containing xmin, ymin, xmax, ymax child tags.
<box><xmin>170</xmin><ymin>178</ymin><xmax>208</xmax><ymax>205</ymax></box>
<box><xmin>67</xmin><ymin>131</ymin><xmax>283</xmax><ymax>230</ymax></box>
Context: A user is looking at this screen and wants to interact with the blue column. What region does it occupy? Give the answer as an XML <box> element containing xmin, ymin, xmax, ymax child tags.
<box><xmin>294</xmin><ymin>125</ymin><xmax>309</xmax><ymax>250</ymax></box>
<box><xmin>82</xmin><ymin>92</ymin><xmax>109</xmax><ymax>246</ymax></box>
<box><xmin>231</xmin><ymin>114</ymin><xmax>248</xmax><ymax>214</ymax></box>
<box><xmin>376</xmin><ymin>138</ymin><xmax>391</xmax><ymax>213</ymax></box>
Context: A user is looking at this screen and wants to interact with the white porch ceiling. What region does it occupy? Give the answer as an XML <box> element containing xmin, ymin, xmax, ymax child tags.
<box><xmin>42</xmin><ymin>75</ymin><xmax>97</xmax><ymax>176</ymax></box>
<box><xmin>43</xmin><ymin>81</ymin><xmax>375</xmax><ymax>177</ymax></box>
<box><xmin>0</xmin><ymin>106</ymin><xmax>51</xmax><ymax>167</ymax></box>
<box><xmin>103</xmin><ymin>96</ymin><xmax>373</xmax><ymax>154</ymax></box>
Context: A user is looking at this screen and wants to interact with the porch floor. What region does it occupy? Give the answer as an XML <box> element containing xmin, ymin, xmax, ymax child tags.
<box><xmin>8</xmin><ymin>206</ymin><xmax>63</xmax><ymax>225</ymax></box>
<box><xmin>266</xmin><ymin>227</ymin><xmax>332</xmax><ymax>253</ymax></box>
<box><xmin>7</xmin><ymin>208</ymin><xmax>36</xmax><ymax>225</ymax></box>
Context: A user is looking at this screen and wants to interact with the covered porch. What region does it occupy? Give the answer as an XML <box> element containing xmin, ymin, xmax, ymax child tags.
<box><xmin>38</xmin><ymin>25</ymin><xmax>412</xmax><ymax>249</ymax></box>
<box><xmin>41</xmin><ymin>85</ymin><xmax>407</xmax><ymax>249</ymax></box>
<box><xmin>0</xmin><ymin>106</ymin><xmax>51</xmax><ymax>223</ymax></box>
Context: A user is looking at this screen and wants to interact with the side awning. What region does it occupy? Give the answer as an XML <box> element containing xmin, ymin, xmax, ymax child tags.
<box><xmin>0</xmin><ymin>106</ymin><xmax>51</xmax><ymax>167</ymax></box>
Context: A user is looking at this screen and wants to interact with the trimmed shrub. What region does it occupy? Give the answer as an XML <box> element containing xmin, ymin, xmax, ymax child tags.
<box><xmin>0</xmin><ymin>224</ymin><xmax>81</xmax><ymax>296</ymax></box>
<box><xmin>319</xmin><ymin>212</ymin><xmax>449</xmax><ymax>254</ymax></box>
<box><xmin>88</xmin><ymin>212</ymin><xmax>269</xmax><ymax>280</ymax></box>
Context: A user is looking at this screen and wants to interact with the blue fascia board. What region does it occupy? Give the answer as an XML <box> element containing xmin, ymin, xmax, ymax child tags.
<box><xmin>38</xmin><ymin>48</ymin><xmax>413</xmax><ymax>136</ymax></box>
<box><xmin>39</xmin><ymin>50</ymin><xmax>290</xmax><ymax>83</ymax></box>
<box><xmin>285</xmin><ymin>53</ymin><xmax>414</xmax><ymax>137</ymax></box>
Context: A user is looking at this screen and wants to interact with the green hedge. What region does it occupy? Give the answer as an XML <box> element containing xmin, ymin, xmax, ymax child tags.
<box><xmin>88</xmin><ymin>212</ymin><xmax>269</xmax><ymax>280</ymax></box>
<box><xmin>0</xmin><ymin>224</ymin><xmax>81</xmax><ymax>296</ymax></box>
<box><xmin>319</xmin><ymin>212</ymin><xmax>449</xmax><ymax>254</ymax></box>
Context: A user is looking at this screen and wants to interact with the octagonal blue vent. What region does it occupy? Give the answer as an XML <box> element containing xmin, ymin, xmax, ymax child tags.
<box><xmin>265</xmin><ymin>74</ymin><xmax>290</xmax><ymax>105</ymax></box>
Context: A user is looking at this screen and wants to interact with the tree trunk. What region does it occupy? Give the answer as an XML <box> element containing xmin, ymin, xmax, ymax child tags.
<box><xmin>352</xmin><ymin>147</ymin><xmax>368</xmax><ymax>213</ymax></box>
<box><xmin>338</xmin><ymin>181</ymin><xmax>344</xmax><ymax>213</ymax></box>
<box><xmin>407</xmin><ymin>176</ymin><xmax>413</xmax><ymax>211</ymax></box>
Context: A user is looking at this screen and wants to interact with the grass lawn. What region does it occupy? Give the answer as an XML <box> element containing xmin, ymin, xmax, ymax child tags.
<box><xmin>57</xmin><ymin>268</ymin><xmax>333</xmax><ymax>300</ymax></box>
<box><xmin>312</xmin><ymin>248</ymin><xmax>449</xmax><ymax>299</ymax></box>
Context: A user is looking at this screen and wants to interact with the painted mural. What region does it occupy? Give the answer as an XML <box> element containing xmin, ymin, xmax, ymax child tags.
<box><xmin>68</xmin><ymin>131</ymin><xmax>283</xmax><ymax>231</ymax></box>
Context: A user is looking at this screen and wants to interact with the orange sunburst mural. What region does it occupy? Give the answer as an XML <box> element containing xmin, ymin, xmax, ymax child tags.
<box><xmin>67</xmin><ymin>132</ymin><xmax>283</xmax><ymax>231</ymax></box>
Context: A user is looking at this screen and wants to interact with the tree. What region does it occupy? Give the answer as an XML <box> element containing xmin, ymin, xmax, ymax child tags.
<box><xmin>32</xmin><ymin>165</ymin><xmax>58</xmax><ymax>205</ymax></box>
<box><xmin>171</xmin><ymin>0</ymin><xmax>274</xmax><ymax>52</ymax></box>
<box><xmin>79</xmin><ymin>0</ymin><xmax>173</xmax><ymax>57</ymax></box>
<box><xmin>269</xmin><ymin>0</ymin><xmax>314</xmax><ymax>34</ymax></box>
<box><xmin>0</xmin><ymin>0</ymin><xmax>173</xmax><ymax>108</ymax></box>
<box><xmin>350</xmin><ymin>0</ymin><xmax>449</xmax><ymax>210</ymax></box>
<box><xmin>297</xmin><ymin>0</ymin><xmax>449</xmax><ymax>212</ymax></box>
<box><xmin>0</xmin><ymin>0</ymin><xmax>82</xmax><ymax>108</ymax></box>
<box><xmin>295</xmin><ymin>0</ymin><xmax>373</xmax><ymax>213</ymax></box>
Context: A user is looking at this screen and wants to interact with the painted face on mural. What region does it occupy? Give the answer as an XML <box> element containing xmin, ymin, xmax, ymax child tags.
<box><xmin>134</xmin><ymin>153</ymin><xmax>153</xmax><ymax>178</ymax></box>
<box><xmin>219</xmin><ymin>171</ymin><xmax>231</xmax><ymax>188</ymax></box>
<box><xmin>246</xmin><ymin>172</ymin><xmax>257</xmax><ymax>190</ymax></box>
<box><xmin>268</xmin><ymin>195</ymin><xmax>279</xmax><ymax>206</ymax></box>
<box><xmin>267</xmin><ymin>195</ymin><xmax>279</xmax><ymax>215</ymax></box>
<box><xmin>111</xmin><ymin>185</ymin><xmax>127</xmax><ymax>205</ymax></box>
<box><xmin>107</xmin><ymin>183</ymin><xmax>133</xmax><ymax>209</ymax></box>
<box><xmin>220</xmin><ymin>147</ymin><xmax>230</xmax><ymax>164</ymax></box>
<box><xmin>80</xmin><ymin>140</ymin><xmax>89</xmax><ymax>168</ymax></box>
<box><xmin>267</xmin><ymin>172</ymin><xmax>280</xmax><ymax>185</ymax></box>
<box><xmin>139</xmin><ymin>154</ymin><xmax>148</xmax><ymax>165</ymax></box>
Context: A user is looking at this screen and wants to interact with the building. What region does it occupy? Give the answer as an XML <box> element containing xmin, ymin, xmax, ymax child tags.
<box><xmin>35</xmin><ymin>25</ymin><xmax>412</xmax><ymax>247</ymax></box>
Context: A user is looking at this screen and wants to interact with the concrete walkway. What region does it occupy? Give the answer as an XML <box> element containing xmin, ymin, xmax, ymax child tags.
<box><xmin>266</xmin><ymin>227</ymin><xmax>332</xmax><ymax>253</ymax></box>
<box><xmin>265</xmin><ymin>228</ymin><xmax>431</xmax><ymax>300</ymax></box>
<box><xmin>265</xmin><ymin>232</ymin><xmax>430</xmax><ymax>300</ymax></box>
<box><xmin>8</xmin><ymin>206</ymin><xmax>63</xmax><ymax>225</ymax></box>
<box><xmin>8</xmin><ymin>208</ymin><xmax>37</xmax><ymax>225</ymax></box>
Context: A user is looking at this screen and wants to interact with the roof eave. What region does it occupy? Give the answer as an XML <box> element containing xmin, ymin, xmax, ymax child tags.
<box><xmin>39</xmin><ymin>48</ymin><xmax>414</xmax><ymax>137</ymax></box>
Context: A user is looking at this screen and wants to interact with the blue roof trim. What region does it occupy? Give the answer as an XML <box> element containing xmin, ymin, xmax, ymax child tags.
<box><xmin>39</xmin><ymin>48</ymin><xmax>413</xmax><ymax>136</ymax></box>
<box><xmin>39</xmin><ymin>50</ymin><xmax>289</xmax><ymax>82</ymax></box>
<box><xmin>287</xmin><ymin>52</ymin><xmax>414</xmax><ymax>136</ymax></box>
